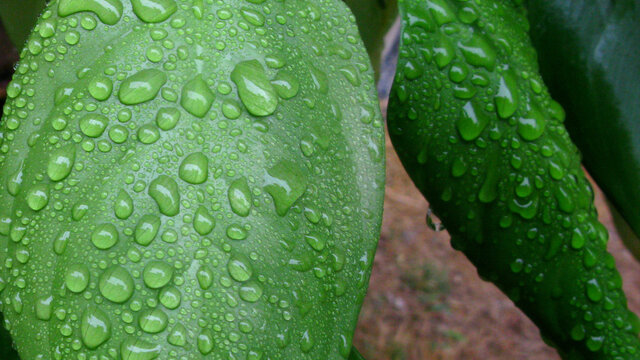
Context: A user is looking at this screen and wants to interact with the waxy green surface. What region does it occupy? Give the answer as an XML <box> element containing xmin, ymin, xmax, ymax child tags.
<box><xmin>0</xmin><ymin>0</ymin><xmax>385</xmax><ymax>358</ymax></box>
<box><xmin>388</xmin><ymin>0</ymin><xmax>640</xmax><ymax>358</ymax></box>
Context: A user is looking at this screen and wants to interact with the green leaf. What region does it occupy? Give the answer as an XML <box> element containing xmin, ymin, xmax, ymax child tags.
<box><xmin>0</xmin><ymin>0</ymin><xmax>48</xmax><ymax>48</ymax></box>
<box><xmin>0</xmin><ymin>0</ymin><xmax>385</xmax><ymax>358</ymax></box>
<box><xmin>344</xmin><ymin>0</ymin><xmax>398</xmax><ymax>77</ymax></box>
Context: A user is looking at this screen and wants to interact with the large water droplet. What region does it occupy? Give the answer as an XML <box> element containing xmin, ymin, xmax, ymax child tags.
<box><xmin>228</xmin><ymin>254</ymin><xmax>253</xmax><ymax>282</ymax></box>
<box><xmin>155</xmin><ymin>107</ymin><xmax>181</xmax><ymax>130</ymax></box>
<box><xmin>131</xmin><ymin>0</ymin><xmax>177</xmax><ymax>23</ymax></box>
<box><xmin>143</xmin><ymin>260</ymin><xmax>174</xmax><ymax>288</ymax></box>
<box><xmin>228</xmin><ymin>177</ymin><xmax>252</xmax><ymax>217</ymax></box>
<box><xmin>120</xmin><ymin>338</ymin><xmax>161</xmax><ymax>360</ymax></box>
<box><xmin>178</xmin><ymin>152</ymin><xmax>208</xmax><ymax>184</ymax></box>
<box><xmin>459</xmin><ymin>34</ymin><xmax>496</xmax><ymax>70</ymax></box>
<box><xmin>81</xmin><ymin>307</ymin><xmax>111</xmax><ymax>349</ymax></box>
<box><xmin>265</xmin><ymin>160</ymin><xmax>307</xmax><ymax>216</ymax></box>
<box><xmin>47</xmin><ymin>145</ymin><xmax>76</xmax><ymax>181</ymax></box>
<box><xmin>80</xmin><ymin>113</ymin><xmax>108</xmax><ymax>138</ymax></box>
<box><xmin>231</xmin><ymin>60</ymin><xmax>278</xmax><ymax>116</ymax></box>
<box><xmin>91</xmin><ymin>223</ymin><xmax>119</xmax><ymax>250</ymax></box>
<box><xmin>65</xmin><ymin>264</ymin><xmax>90</xmax><ymax>293</ymax></box>
<box><xmin>193</xmin><ymin>206</ymin><xmax>215</xmax><ymax>235</ymax></box>
<box><xmin>88</xmin><ymin>75</ymin><xmax>113</xmax><ymax>101</ymax></box>
<box><xmin>118</xmin><ymin>69</ymin><xmax>167</xmax><ymax>105</ymax></box>
<box><xmin>135</xmin><ymin>214</ymin><xmax>161</xmax><ymax>246</ymax></box>
<box><xmin>58</xmin><ymin>0</ymin><xmax>123</xmax><ymax>25</ymax></box>
<box><xmin>239</xmin><ymin>281</ymin><xmax>263</xmax><ymax>302</ymax></box>
<box><xmin>149</xmin><ymin>175</ymin><xmax>180</xmax><ymax>216</ymax></box>
<box><xmin>180</xmin><ymin>76</ymin><xmax>214</xmax><ymax>118</ymax></box>
<box><xmin>456</xmin><ymin>101</ymin><xmax>488</xmax><ymax>141</ymax></box>
<box><xmin>494</xmin><ymin>69</ymin><xmax>519</xmax><ymax>118</ymax></box>
<box><xmin>26</xmin><ymin>184</ymin><xmax>49</xmax><ymax>211</ymax></box>
<box><xmin>158</xmin><ymin>286</ymin><xmax>181</xmax><ymax>309</ymax></box>
<box><xmin>139</xmin><ymin>308</ymin><xmax>168</xmax><ymax>333</ymax></box>
<box><xmin>99</xmin><ymin>265</ymin><xmax>134</xmax><ymax>303</ymax></box>
<box><xmin>114</xmin><ymin>190</ymin><xmax>134</xmax><ymax>219</ymax></box>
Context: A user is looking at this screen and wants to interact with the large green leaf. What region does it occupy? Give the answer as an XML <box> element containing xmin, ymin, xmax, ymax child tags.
<box><xmin>0</xmin><ymin>0</ymin><xmax>385</xmax><ymax>358</ymax></box>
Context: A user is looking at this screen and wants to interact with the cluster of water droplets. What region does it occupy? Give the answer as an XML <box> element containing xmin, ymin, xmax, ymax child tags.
<box><xmin>389</xmin><ymin>0</ymin><xmax>640</xmax><ymax>357</ymax></box>
<box><xmin>0</xmin><ymin>0</ymin><xmax>385</xmax><ymax>358</ymax></box>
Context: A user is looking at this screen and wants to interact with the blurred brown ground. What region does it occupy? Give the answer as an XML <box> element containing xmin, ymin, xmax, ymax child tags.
<box><xmin>1</xmin><ymin>20</ymin><xmax>640</xmax><ymax>360</ymax></box>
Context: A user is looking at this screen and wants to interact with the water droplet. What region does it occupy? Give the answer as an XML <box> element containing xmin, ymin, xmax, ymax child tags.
<box><xmin>240</xmin><ymin>7</ymin><xmax>265</xmax><ymax>26</ymax></box>
<box><xmin>80</xmin><ymin>113</ymin><xmax>109</xmax><ymax>138</ymax></box>
<box><xmin>65</xmin><ymin>264</ymin><xmax>90</xmax><ymax>293</ymax></box>
<box><xmin>27</xmin><ymin>184</ymin><xmax>50</xmax><ymax>211</ymax></box>
<box><xmin>120</xmin><ymin>338</ymin><xmax>161</xmax><ymax>360</ymax></box>
<box><xmin>168</xmin><ymin>323</ymin><xmax>187</xmax><ymax>347</ymax></box>
<box><xmin>517</xmin><ymin>107</ymin><xmax>546</xmax><ymax>141</ymax></box>
<box><xmin>118</xmin><ymin>69</ymin><xmax>167</xmax><ymax>105</ymax></box>
<box><xmin>197</xmin><ymin>266</ymin><xmax>214</xmax><ymax>290</ymax></box>
<box><xmin>226</xmin><ymin>224</ymin><xmax>248</xmax><ymax>240</ymax></box>
<box><xmin>58</xmin><ymin>0</ymin><xmax>124</xmax><ymax>25</ymax></box>
<box><xmin>137</xmin><ymin>124</ymin><xmax>160</xmax><ymax>144</ymax></box>
<box><xmin>456</xmin><ymin>101</ymin><xmax>488</xmax><ymax>141</ymax></box>
<box><xmin>198</xmin><ymin>330</ymin><xmax>214</xmax><ymax>354</ymax></box>
<box><xmin>155</xmin><ymin>107</ymin><xmax>181</xmax><ymax>130</ymax></box>
<box><xmin>222</xmin><ymin>99</ymin><xmax>242</xmax><ymax>119</ymax></box>
<box><xmin>228</xmin><ymin>254</ymin><xmax>252</xmax><ymax>282</ymax></box>
<box><xmin>131</xmin><ymin>0</ymin><xmax>177</xmax><ymax>23</ymax></box>
<box><xmin>158</xmin><ymin>286</ymin><xmax>181</xmax><ymax>309</ymax></box>
<box><xmin>143</xmin><ymin>260</ymin><xmax>174</xmax><ymax>288</ymax></box>
<box><xmin>228</xmin><ymin>177</ymin><xmax>252</xmax><ymax>217</ymax></box>
<box><xmin>239</xmin><ymin>281</ymin><xmax>263</xmax><ymax>302</ymax></box>
<box><xmin>459</xmin><ymin>34</ymin><xmax>496</xmax><ymax>70</ymax></box>
<box><xmin>36</xmin><ymin>296</ymin><xmax>53</xmax><ymax>320</ymax></box>
<box><xmin>231</xmin><ymin>60</ymin><xmax>278</xmax><ymax>116</ymax></box>
<box><xmin>54</xmin><ymin>231</ymin><xmax>71</xmax><ymax>255</ymax></box>
<box><xmin>586</xmin><ymin>278</ymin><xmax>603</xmax><ymax>302</ymax></box>
<box><xmin>494</xmin><ymin>70</ymin><xmax>519</xmax><ymax>118</ymax></box>
<box><xmin>433</xmin><ymin>35</ymin><xmax>455</xmax><ymax>69</ymax></box>
<box><xmin>300</xmin><ymin>330</ymin><xmax>314</xmax><ymax>353</ymax></box>
<box><xmin>139</xmin><ymin>308</ymin><xmax>168</xmax><ymax>333</ymax></box>
<box><xmin>304</xmin><ymin>233</ymin><xmax>326</xmax><ymax>252</ymax></box>
<box><xmin>88</xmin><ymin>75</ymin><xmax>113</xmax><ymax>101</ymax></box>
<box><xmin>149</xmin><ymin>175</ymin><xmax>180</xmax><ymax>216</ymax></box>
<box><xmin>178</xmin><ymin>152</ymin><xmax>208</xmax><ymax>184</ymax></box>
<box><xmin>81</xmin><ymin>307</ymin><xmax>111</xmax><ymax>349</ymax></box>
<box><xmin>48</xmin><ymin>145</ymin><xmax>76</xmax><ymax>181</ymax></box>
<box><xmin>180</xmin><ymin>76</ymin><xmax>214</xmax><ymax>118</ymax></box>
<box><xmin>114</xmin><ymin>190</ymin><xmax>134</xmax><ymax>219</ymax></box>
<box><xmin>272</xmin><ymin>71</ymin><xmax>300</xmax><ymax>99</ymax></box>
<box><xmin>135</xmin><ymin>214</ymin><xmax>161</xmax><ymax>246</ymax></box>
<box><xmin>193</xmin><ymin>206</ymin><xmax>215</xmax><ymax>235</ymax></box>
<box><xmin>99</xmin><ymin>265</ymin><xmax>134</xmax><ymax>303</ymax></box>
<box><xmin>91</xmin><ymin>223</ymin><xmax>119</xmax><ymax>250</ymax></box>
<box><xmin>6</xmin><ymin>162</ymin><xmax>24</xmax><ymax>196</ymax></box>
<box><xmin>425</xmin><ymin>0</ymin><xmax>455</xmax><ymax>25</ymax></box>
<box><xmin>264</xmin><ymin>160</ymin><xmax>307</xmax><ymax>216</ymax></box>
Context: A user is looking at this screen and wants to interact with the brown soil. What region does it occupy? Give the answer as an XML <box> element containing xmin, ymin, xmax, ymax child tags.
<box><xmin>1</xmin><ymin>20</ymin><xmax>640</xmax><ymax>360</ymax></box>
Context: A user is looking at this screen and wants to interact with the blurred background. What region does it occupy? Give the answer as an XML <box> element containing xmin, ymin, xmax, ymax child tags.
<box><xmin>1</xmin><ymin>18</ymin><xmax>639</xmax><ymax>360</ymax></box>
